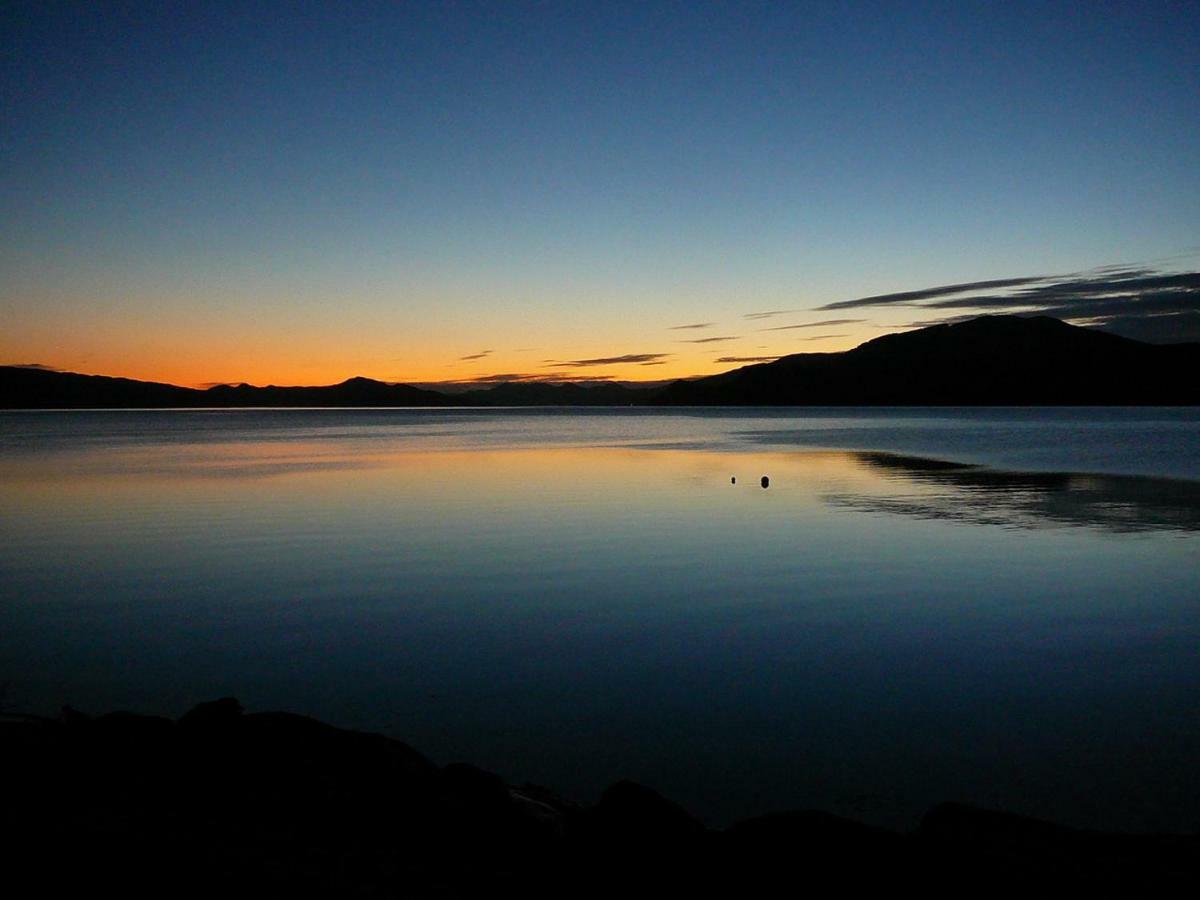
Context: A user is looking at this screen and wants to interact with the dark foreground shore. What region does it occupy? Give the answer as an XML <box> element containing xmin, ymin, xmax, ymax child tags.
<box><xmin>3</xmin><ymin>699</ymin><xmax>1196</xmax><ymax>897</ymax></box>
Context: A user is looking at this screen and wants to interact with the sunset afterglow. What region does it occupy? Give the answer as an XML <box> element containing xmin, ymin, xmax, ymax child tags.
<box><xmin>3</xmin><ymin>3</ymin><xmax>1197</xmax><ymax>386</ymax></box>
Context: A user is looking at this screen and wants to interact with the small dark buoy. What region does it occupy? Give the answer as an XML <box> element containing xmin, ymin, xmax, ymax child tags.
<box><xmin>761</xmin><ymin>475</ymin><xmax>770</xmax><ymax>489</ymax></box>
<box><xmin>731</xmin><ymin>476</ymin><xmax>736</xmax><ymax>484</ymax></box>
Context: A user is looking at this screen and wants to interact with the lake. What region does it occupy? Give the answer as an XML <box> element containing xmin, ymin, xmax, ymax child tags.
<box><xmin>1</xmin><ymin>407</ymin><xmax>1198</xmax><ymax>832</ymax></box>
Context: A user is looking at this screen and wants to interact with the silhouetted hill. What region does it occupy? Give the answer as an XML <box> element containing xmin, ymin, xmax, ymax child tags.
<box><xmin>0</xmin><ymin>366</ymin><xmax>204</xmax><ymax>408</ymax></box>
<box><xmin>457</xmin><ymin>380</ymin><xmax>652</xmax><ymax>406</ymax></box>
<box><xmin>5</xmin><ymin>316</ymin><xmax>1197</xmax><ymax>408</ymax></box>
<box><xmin>201</xmin><ymin>376</ymin><xmax>454</xmax><ymax>407</ymax></box>
<box><xmin>654</xmin><ymin>315</ymin><xmax>1200</xmax><ymax>405</ymax></box>
<box><xmin>0</xmin><ymin>368</ymin><xmax>458</xmax><ymax>408</ymax></box>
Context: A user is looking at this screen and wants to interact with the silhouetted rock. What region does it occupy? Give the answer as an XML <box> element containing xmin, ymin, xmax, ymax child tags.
<box><xmin>61</xmin><ymin>704</ymin><xmax>91</xmax><ymax>726</ymax></box>
<box><xmin>917</xmin><ymin>802</ymin><xmax>1200</xmax><ymax>893</ymax></box>
<box><xmin>721</xmin><ymin>810</ymin><xmax>912</xmax><ymax>891</ymax></box>
<box><xmin>509</xmin><ymin>786</ymin><xmax>570</xmax><ymax>840</ymax></box>
<box><xmin>760</xmin><ymin>475</ymin><xmax>769</xmax><ymax>488</ymax></box>
<box><xmin>592</xmin><ymin>779</ymin><xmax>706</xmax><ymax>841</ymax></box>
<box><xmin>3</xmin><ymin>700</ymin><xmax>1197</xmax><ymax>897</ymax></box>
<box><xmin>178</xmin><ymin>696</ymin><xmax>244</xmax><ymax>729</ymax></box>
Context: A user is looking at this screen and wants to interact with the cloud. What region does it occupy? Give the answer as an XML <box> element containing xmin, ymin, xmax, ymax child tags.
<box><xmin>923</xmin><ymin>271</ymin><xmax>1198</xmax><ymax>315</ymax></box>
<box><xmin>546</xmin><ymin>353</ymin><xmax>671</xmax><ymax>367</ymax></box>
<box><xmin>6</xmin><ymin>362</ymin><xmax>63</xmax><ymax>371</ymax></box>
<box><xmin>759</xmin><ymin>318</ymin><xmax>865</xmax><ymax>331</ymax></box>
<box><xmin>816</xmin><ymin>276</ymin><xmax>1049</xmax><ymax>311</ymax></box>
<box><xmin>460</xmin><ymin>372</ymin><xmax>617</xmax><ymax>384</ymax></box>
<box><xmin>459</xmin><ymin>349</ymin><xmax>493</xmax><ymax>361</ymax></box>
<box><xmin>743</xmin><ymin>309</ymin><xmax>800</xmax><ymax>320</ymax></box>
<box><xmin>668</xmin><ymin>322</ymin><xmax>716</xmax><ymax>330</ymax></box>
<box><xmin>676</xmin><ymin>336</ymin><xmax>739</xmax><ymax>344</ymax></box>
<box><xmin>798</xmin><ymin>333</ymin><xmax>848</xmax><ymax>340</ymax></box>
<box><xmin>716</xmin><ymin>355</ymin><xmax>782</xmax><ymax>363</ymax></box>
<box><xmin>820</xmin><ymin>261</ymin><xmax>1200</xmax><ymax>345</ymax></box>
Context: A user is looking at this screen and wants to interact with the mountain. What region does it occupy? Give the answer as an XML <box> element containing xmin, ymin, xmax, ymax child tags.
<box><xmin>4</xmin><ymin>316</ymin><xmax>1197</xmax><ymax>408</ymax></box>
<box><xmin>456</xmin><ymin>380</ymin><xmax>652</xmax><ymax>406</ymax></box>
<box><xmin>200</xmin><ymin>376</ymin><xmax>453</xmax><ymax>408</ymax></box>
<box><xmin>0</xmin><ymin>369</ymin><xmax>456</xmax><ymax>409</ymax></box>
<box><xmin>0</xmin><ymin>366</ymin><xmax>204</xmax><ymax>408</ymax></box>
<box><xmin>654</xmin><ymin>315</ymin><xmax>1200</xmax><ymax>405</ymax></box>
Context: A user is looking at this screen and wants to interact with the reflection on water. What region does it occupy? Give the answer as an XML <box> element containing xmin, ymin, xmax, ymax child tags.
<box><xmin>828</xmin><ymin>452</ymin><xmax>1200</xmax><ymax>533</ymax></box>
<box><xmin>1</xmin><ymin>411</ymin><xmax>1199</xmax><ymax>836</ymax></box>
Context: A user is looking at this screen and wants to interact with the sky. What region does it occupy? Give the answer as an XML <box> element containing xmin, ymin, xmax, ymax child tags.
<box><xmin>2</xmin><ymin>1</ymin><xmax>1198</xmax><ymax>387</ymax></box>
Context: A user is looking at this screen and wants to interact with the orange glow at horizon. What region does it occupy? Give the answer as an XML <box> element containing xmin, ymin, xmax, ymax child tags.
<box><xmin>1</xmin><ymin>317</ymin><xmax>874</xmax><ymax>389</ymax></box>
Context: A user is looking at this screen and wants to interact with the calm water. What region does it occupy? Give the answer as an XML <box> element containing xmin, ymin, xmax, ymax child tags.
<box><xmin>2</xmin><ymin>407</ymin><xmax>1198</xmax><ymax>832</ymax></box>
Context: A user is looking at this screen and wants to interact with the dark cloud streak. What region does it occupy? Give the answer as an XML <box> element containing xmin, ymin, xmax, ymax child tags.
<box><xmin>816</xmin><ymin>276</ymin><xmax>1049</xmax><ymax>311</ymax></box>
<box><xmin>743</xmin><ymin>309</ymin><xmax>800</xmax><ymax>320</ymax></box>
<box><xmin>459</xmin><ymin>372</ymin><xmax>618</xmax><ymax>384</ymax></box>
<box><xmin>821</xmin><ymin>262</ymin><xmax>1199</xmax><ymax>345</ymax></box>
<box><xmin>546</xmin><ymin>353</ymin><xmax>671</xmax><ymax>368</ymax></box>
<box><xmin>759</xmin><ymin>318</ymin><xmax>864</xmax><ymax>331</ymax></box>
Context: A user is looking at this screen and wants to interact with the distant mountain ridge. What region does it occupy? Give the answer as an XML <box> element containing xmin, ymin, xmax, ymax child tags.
<box><xmin>656</xmin><ymin>315</ymin><xmax>1199</xmax><ymax>405</ymax></box>
<box><xmin>0</xmin><ymin>368</ymin><xmax>457</xmax><ymax>409</ymax></box>
<box><xmin>3</xmin><ymin>316</ymin><xmax>1197</xmax><ymax>408</ymax></box>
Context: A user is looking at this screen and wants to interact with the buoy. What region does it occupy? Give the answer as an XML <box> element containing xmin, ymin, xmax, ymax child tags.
<box><xmin>761</xmin><ymin>475</ymin><xmax>770</xmax><ymax>488</ymax></box>
<box><xmin>731</xmin><ymin>476</ymin><xmax>736</xmax><ymax>484</ymax></box>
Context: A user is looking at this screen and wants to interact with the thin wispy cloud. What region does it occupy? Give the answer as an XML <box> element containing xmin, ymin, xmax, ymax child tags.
<box><xmin>668</xmin><ymin>322</ymin><xmax>716</xmax><ymax>330</ymax></box>
<box><xmin>716</xmin><ymin>355</ymin><xmax>782</xmax><ymax>363</ymax></box>
<box><xmin>6</xmin><ymin>362</ymin><xmax>61</xmax><ymax>371</ymax></box>
<box><xmin>817</xmin><ymin>262</ymin><xmax>1200</xmax><ymax>344</ymax></box>
<box><xmin>743</xmin><ymin>309</ymin><xmax>800</xmax><ymax>320</ymax></box>
<box><xmin>461</xmin><ymin>372</ymin><xmax>617</xmax><ymax>384</ymax></box>
<box><xmin>759</xmin><ymin>318</ymin><xmax>864</xmax><ymax>331</ymax></box>
<box><xmin>816</xmin><ymin>276</ymin><xmax>1049</xmax><ymax>311</ymax></box>
<box><xmin>676</xmin><ymin>336</ymin><xmax>739</xmax><ymax>344</ymax></box>
<box><xmin>798</xmin><ymin>333</ymin><xmax>847</xmax><ymax>340</ymax></box>
<box><xmin>924</xmin><ymin>271</ymin><xmax>1198</xmax><ymax>314</ymax></box>
<box><xmin>545</xmin><ymin>353</ymin><xmax>672</xmax><ymax>368</ymax></box>
<box><xmin>459</xmin><ymin>349</ymin><xmax>493</xmax><ymax>361</ymax></box>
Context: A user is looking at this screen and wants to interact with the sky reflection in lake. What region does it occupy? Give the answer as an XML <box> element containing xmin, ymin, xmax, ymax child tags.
<box><xmin>1</xmin><ymin>411</ymin><xmax>1198</xmax><ymax>833</ymax></box>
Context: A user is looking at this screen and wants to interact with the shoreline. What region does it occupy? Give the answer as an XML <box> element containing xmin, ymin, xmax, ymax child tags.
<box><xmin>4</xmin><ymin>698</ymin><xmax>1197</xmax><ymax>896</ymax></box>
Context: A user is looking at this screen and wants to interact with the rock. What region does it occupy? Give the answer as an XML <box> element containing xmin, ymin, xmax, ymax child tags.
<box><xmin>509</xmin><ymin>787</ymin><xmax>568</xmax><ymax>840</ymax></box>
<box><xmin>719</xmin><ymin>810</ymin><xmax>911</xmax><ymax>892</ymax></box>
<box><xmin>61</xmin><ymin>705</ymin><xmax>91</xmax><ymax>726</ymax></box>
<box><xmin>760</xmin><ymin>475</ymin><xmax>769</xmax><ymax>488</ymax></box>
<box><xmin>592</xmin><ymin>779</ymin><xmax>706</xmax><ymax>841</ymax></box>
<box><xmin>178</xmin><ymin>697</ymin><xmax>244</xmax><ymax>729</ymax></box>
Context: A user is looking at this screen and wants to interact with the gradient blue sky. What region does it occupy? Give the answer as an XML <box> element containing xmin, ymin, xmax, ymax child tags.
<box><xmin>3</xmin><ymin>1</ymin><xmax>1197</xmax><ymax>385</ymax></box>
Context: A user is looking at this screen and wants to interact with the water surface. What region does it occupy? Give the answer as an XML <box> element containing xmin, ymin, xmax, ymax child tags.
<box><xmin>1</xmin><ymin>408</ymin><xmax>1198</xmax><ymax>831</ymax></box>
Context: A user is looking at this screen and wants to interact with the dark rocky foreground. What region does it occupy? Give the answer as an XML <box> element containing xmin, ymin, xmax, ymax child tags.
<box><xmin>3</xmin><ymin>699</ymin><xmax>1196</xmax><ymax>897</ymax></box>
